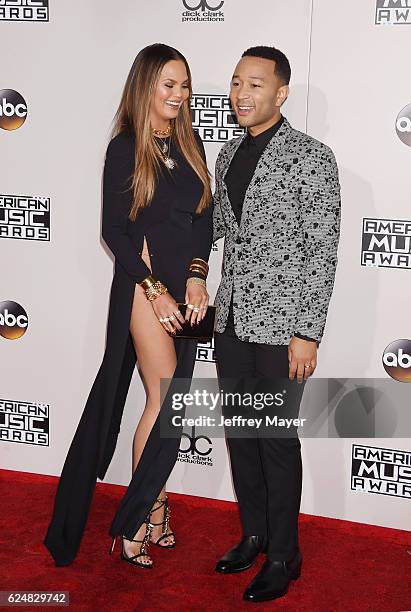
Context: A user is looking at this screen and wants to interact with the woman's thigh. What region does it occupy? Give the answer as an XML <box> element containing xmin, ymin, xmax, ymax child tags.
<box><xmin>130</xmin><ymin>282</ymin><xmax>177</xmax><ymax>399</ymax></box>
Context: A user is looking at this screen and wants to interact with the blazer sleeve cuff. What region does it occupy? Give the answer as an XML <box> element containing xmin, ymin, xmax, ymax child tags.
<box><xmin>294</xmin><ymin>331</ymin><xmax>320</xmax><ymax>346</ymax></box>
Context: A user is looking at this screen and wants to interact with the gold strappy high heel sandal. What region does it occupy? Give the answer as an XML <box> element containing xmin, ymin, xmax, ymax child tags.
<box><xmin>150</xmin><ymin>495</ymin><xmax>176</xmax><ymax>549</ymax></box>
<box><xmin>109</xmin><ymin>518</ymin><xmax>154</xmax><ymax>569</ymax></box>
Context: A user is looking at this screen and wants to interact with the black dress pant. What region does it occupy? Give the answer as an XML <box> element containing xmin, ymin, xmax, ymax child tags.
<box><xmin>214</xmin><ymin>298</ymin><xmax>304</xmax><ymax>561</ymax></box>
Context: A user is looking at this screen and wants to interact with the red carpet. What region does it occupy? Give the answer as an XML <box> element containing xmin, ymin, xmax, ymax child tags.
<box><xmin>0</xmin><ymin>469</ymin><xmax>410</xmax><ymax>611</ymax></box>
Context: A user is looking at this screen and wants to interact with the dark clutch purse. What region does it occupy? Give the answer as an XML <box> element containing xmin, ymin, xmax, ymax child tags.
<box><xmin>173</xmin><ymin>304</ymin><xmax>217</xmax><ymax>341</ymax></box>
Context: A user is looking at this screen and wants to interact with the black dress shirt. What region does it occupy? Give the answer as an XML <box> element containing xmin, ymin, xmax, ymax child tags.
<box><xmin>224</xmin><ymin>116</ymin><xmax>284</xmax><ymax>226</ymax></box>
<box><xmin>224</xmin><ymin>116</ymin><xmax>317</xmax><ymax>344</ymax></box>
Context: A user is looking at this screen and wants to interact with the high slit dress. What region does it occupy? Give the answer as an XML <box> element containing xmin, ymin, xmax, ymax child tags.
<box><xmin>44</xmin><ymin>129</ymin><xmax>213</xmax><ymax>566</ymax></box>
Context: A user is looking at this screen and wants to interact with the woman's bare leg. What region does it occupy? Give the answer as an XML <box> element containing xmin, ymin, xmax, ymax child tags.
<box><xmin>123</xmin><ymin>243</ymin><xmax>177</xmax><ymax>563</ymax></box>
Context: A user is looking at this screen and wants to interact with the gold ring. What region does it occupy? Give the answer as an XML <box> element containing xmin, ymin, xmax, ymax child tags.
<box><xmin>187</xmin><ymin>304</ymin><xmax>195</xmax><ymax>310</ymax></box>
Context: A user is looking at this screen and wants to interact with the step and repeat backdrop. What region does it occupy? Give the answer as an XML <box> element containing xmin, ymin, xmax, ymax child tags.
<box><xmin>1</xmin><ymin>0</ymin><xmax>410</xmax><ymax>531</ymax></box>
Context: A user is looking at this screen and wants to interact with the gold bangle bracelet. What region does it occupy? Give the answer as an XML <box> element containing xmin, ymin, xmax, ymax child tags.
<box><xmin>192</xmin><ymin>257</ymin><xmax>208</xmax><ymax>265</ymax></box>
<box><xmin>191</xmin><ymin>258</ymin><xmax>209</xmax><ymax>268</ymax></box>
<box><xmin>189</xmin><ymin>264</ymin><xmax>208</xmax><ymax>272</ymax></box>
<box><xmin>189</xmin><ymin>269</ymin><xmax>208</xmax><ymax>278</ymax></box>
<box><xmin>189</xmin><ymin>263</ymin><xmax>208</xmax><ymax>273</ymax></box>
<box><xmin>144</xmin><ymin>280</ymin><xmax>168</xmax><ymax>301</ymax></box>
<box><xmin>140</xmin><ymin>275</ymin><xmax>157</xmax><ymax>291</ymax></box>
<box><xmin>186</xmin><ymin>277</ymin><xmax>206</xmax><ymax>287</ymax></box>
<box><xmin>191</xmin><ymin>261</ymin><xmax>209</xmax><ymax>273</ymax></box>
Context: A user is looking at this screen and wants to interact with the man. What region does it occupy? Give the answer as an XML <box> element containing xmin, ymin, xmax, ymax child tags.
<box><xmin>212</xmin><ymin>46</ymin><xmax>341</xmax><ymax>603</ymax></box>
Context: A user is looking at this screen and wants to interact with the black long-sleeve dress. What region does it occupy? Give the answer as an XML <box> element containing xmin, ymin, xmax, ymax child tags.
<box><xmin>44</xmin><ymin>130</ymin><xmax>213</xmax><ymax>566</ymax></box>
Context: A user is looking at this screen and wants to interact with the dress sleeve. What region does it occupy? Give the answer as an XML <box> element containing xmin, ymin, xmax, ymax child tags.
<box><xmin>101</xmin><ymin>137</ymin><xmax>152</xmax><ymax>283</ymax></box>
<box><xmin>189</xmin><ymin>132</ymin><xmax>213</xmax><ymax>275</ymax></box>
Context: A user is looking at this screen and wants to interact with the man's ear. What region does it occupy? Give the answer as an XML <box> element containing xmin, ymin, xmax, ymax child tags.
<box><xmin>276</xmin><ymin>84</ymin><xmax>289</xmax><ymax>107</ymax></box>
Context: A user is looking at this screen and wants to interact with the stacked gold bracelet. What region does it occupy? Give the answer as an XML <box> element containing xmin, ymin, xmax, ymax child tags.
<box><xmin>186</xmin><ymin>277</ymin><xmax>206</xmax><ymax>287</ymax></box>
<box><xmin>188</xmin><ymin>257</ymin><xmax>209</xmax><ymax>279</ymax></box>
<box><xmin>140</xmin><ymin>275</ymin><xmax>168</xmax><ymax>301</ymax></box>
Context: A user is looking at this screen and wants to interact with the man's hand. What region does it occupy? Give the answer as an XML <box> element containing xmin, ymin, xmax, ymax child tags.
<box><xmin>288</xmin><ymin>336</ymin><xmax>317</xmax><ymax>384</ymax></box>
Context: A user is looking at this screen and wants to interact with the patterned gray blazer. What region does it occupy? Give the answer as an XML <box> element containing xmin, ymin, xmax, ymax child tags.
<box><xmin>213</xmin><ymin>117</ymin><xmax>341</xmax><ymax>344</ymax></box>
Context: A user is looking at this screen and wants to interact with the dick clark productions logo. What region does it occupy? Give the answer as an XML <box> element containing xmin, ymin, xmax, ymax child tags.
<box><xmin>182</xmin><ymin>0</ymin><xmax>224</xmax><ymax>22</ymax></box>
<box><xmin>0</xmin><ymin>90</ymin><xmax>27</xmax><ymax>130</ymax></box>
<box><xmin>182</xmin><ymin>0</ymin><xmax>224</xmax><ymax>9</ymax></box>
<box><xmin>178</xmin><ymin>426</ymin><xmax>213</xmax><ymax>466</ymax></box>
<box><xmin>0</xmin><ymin>301</ymin><xmax>29</xmax><ymax>340</ymax></box>
<box><xmin>382</xmin><ymin>339</ymin><xmax>411</xmax><ymax>382</ymax></box>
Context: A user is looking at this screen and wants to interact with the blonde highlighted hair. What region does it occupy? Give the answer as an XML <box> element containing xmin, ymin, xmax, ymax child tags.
<box><xmin>111</xmin><ymin>43</ymin><xmax>211</xmax><ymax>221</ymax></box>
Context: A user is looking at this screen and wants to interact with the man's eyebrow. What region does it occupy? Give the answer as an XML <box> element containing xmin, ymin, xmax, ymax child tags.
<box><xmin>231</xmin><ymin>74</ymin><xmax>265</xmax><ymax>81</ymax></box>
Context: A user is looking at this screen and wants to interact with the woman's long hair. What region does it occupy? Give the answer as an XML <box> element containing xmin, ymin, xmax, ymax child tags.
<box><xmin>111</xmin><ymin>43</ymin><xmax>211</xmax><ymax>221</ymax></box>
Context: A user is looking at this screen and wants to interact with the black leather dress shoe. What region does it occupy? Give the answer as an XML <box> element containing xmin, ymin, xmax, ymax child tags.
<box><xmin>243</xmin><ymin>550</ymin><xmax>302</xmax><ymax>602</ymax></box>
<box><xmin>215</xmin><ymin>536</ymin><xmax>266</xmax><ymax>574</ymax></box>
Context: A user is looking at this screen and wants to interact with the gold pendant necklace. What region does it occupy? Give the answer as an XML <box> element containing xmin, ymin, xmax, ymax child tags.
<box><xmin>155</xmin><ymin>135</ymin><xmax>175</xmax><ymax>170</ymax></box>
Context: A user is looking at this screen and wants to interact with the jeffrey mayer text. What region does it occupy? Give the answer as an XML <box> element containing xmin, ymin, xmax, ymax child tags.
<box><xmin>171</xmin><ymin>415</ymin><xmax>306</xmax><ymax>429</ymax></box>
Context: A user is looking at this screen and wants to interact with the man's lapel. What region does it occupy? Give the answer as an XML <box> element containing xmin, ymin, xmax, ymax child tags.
<box><xmin>239</xmin><ymin>118</ymin><xmax>292</xmax><ymax>232</ymax></box>
<box><xmin>217</xmin><ymin>118</ymin><xmax>293</xmax><ymax>234</ymax></box>
<box><xmin>218</xmin><ymin>132</ymin><xmax>247</xmax><ymax>230</ymax></box>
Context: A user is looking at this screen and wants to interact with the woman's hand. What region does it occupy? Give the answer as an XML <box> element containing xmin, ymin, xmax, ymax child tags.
<box><xmin>150</xmin><ymin>292</ymin><xmax>185</xmax><ymax>335</ymax></box>
<box><xmin>185</xmin><ymin>283</ymin><xmax>209</xmax><ymax>326</ymax></box>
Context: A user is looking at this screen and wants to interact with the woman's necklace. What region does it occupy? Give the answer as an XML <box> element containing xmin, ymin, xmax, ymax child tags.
<box><xmin>152</xmin><ymin>124</ymin><xmax>175</xmax><ymax>170</ymax></box>
<box><xmin>160</xmin><ymin>136</ymin><xmax>175</xmax><ymax>170</ymax></box>
<box><xmin>152</xmin><ymin>124</ymin><xmax>171</xmax><ymax>137</ymax></box>
<box><xmin>154</xmin><ymin>134</ymin><xmax>175</xmax><ymax>170</ymax></box>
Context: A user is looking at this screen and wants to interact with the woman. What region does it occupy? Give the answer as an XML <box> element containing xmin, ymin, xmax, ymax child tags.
<box><xmin>44</xmin><ymin>43</ymin><xmax>213</xmax><ymax>569</ymax></box>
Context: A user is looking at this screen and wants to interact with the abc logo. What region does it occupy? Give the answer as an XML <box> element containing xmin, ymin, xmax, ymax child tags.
<box><xmin>395</xmin><ymin>103</ymin><xmax>411</xmax><ymax>147</ymax></box>
<box><xmin>382</xmin><ymin>339</ymin><xmax>411</xmax><ymax>383</ymax></box>
<box><xmin>0</xmin><ymin>89</ymin><xmax>28</xmax><ymax>131</ymax></box>
<box><xmin>0</xmin><ymin>301</ymin><xmax>29</xmax><ymax>340</ymax></box>
<box><xmin>182</xmin><ymin>0</ymin><xmax>224</xmax><ymax>10</ymax></box>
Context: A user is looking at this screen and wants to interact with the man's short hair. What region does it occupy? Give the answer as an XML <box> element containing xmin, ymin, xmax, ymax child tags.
<box><xmin>242</xmin><ymin>46</ymin><xmax>291</xmax><ymax>85</ymax></box>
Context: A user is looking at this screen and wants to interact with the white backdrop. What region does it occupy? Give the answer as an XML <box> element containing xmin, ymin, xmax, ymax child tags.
<box><xmin>1</xmin><ymin>0</ymin><xmax>410</xmax><ymax>531</ymax></box>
